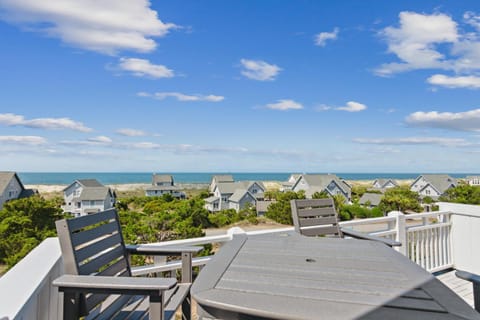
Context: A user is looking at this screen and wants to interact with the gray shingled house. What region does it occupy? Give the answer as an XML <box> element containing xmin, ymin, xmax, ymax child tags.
<box><xmin>209</xmin><ymin>174</ymin><xmax>234</xmax><ymax>192</ymax></box>
<box><xmin>372</xmin><ymin>178</ymin><xmax>398</xmax><ymax>190</ymax></box>
<box><xmin>62</xmin><ymin>179</ymin><xmax>116</xmax><ymax>216</ymax></box>
<box><xmin>292</xmin><ymin>174</ymin><xmax>352</xmax><ymax>201</ymax></box>
<box><xmin>359</xmin><ymin>193</ymin><xmax>383</xmax><ymax>208</ymax></box>
<box><xmin>410</xmin><ymin>174</ymin><xmax>457</xmax><ymax>198</ymax></box>
<box><xmin>0</xmin><ymin>172</ymin><xmax>36</xmax><ymax>209</ymax></box>
<box><xmin>145</xmin><ymin>174</ymin><xmax>185</xmax><ymax>198</ymax></box>
<box><xmin>205</xmin><ymin>180</ymin><xmax>265</xmax><ymax>212</ymax></box>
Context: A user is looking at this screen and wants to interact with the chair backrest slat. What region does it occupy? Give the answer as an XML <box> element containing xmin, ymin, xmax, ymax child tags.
<box><xmin>66</xmin><ymin>208</ymin><xmax>117</xmax><ymax>232</ymax></box>
<box><xmin>76</xmin><ymin>232</ymin><xmax>123</xmax><ymax>262</ymax></box>
<box><xmin>291</xmin><ymin>198</ymin><xmax>342</xmax><ymax>237</ymax></box>
<box><xmin>78</xmin><ymin>245</ymin><xmax>125</xmax><ymax>275</ymax></box>
<box><xmin>71</xmin><ymin>221</ymin><xmax>118</xmax><ymax>248</ymax></box>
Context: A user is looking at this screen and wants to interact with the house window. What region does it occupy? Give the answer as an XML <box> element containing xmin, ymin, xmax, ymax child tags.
<box><xmin>90</xmin><ymin>200</ymin><xmax>95</xmax><ymax>206</ymax></box>
<box><xmin>77</xmin><ymin>202</ymin><xmax>81</xmax><ymax>208</ymax></box>
<box><xmin>213</xmin><ymin>203</ymin><xmax>219</xmax><ymax>209</ymax></box>
<box><xmin>426</xmin><ymin>189</ymin><xmax>431</xmax><ymax>195</ymax></box>
<box><xmin>252</xmin><ymin>188</ymin><xmax>257</xmax><ymax>194</ymax></box>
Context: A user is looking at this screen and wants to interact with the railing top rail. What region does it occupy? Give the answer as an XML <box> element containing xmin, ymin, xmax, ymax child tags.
<box><xmin>340</xmin><ymin>216</ymin><xmax>396</xmax><ymax>227</ymax></box>
<box><xmin>405</xmin><ymin>211</ymin><xmax>452</xmax><ymax>220</ymax></box>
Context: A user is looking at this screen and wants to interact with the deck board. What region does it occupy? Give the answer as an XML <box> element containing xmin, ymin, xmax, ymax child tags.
<box><xmin>437</xmin><ymin>270</ymin><xmax>474</xmax><ymax>308</ymax></box>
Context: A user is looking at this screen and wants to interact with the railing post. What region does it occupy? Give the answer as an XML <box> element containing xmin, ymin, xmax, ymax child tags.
<box><xmin>388</xmin><ymin>211</ymin><xmax>407</xmax><ymax>255</ymax></box>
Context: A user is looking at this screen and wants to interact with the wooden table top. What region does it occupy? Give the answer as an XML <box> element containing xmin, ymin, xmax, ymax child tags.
<box><xmin>192</xmin><ymin>232</ymin><xmax>480</xmax><ymax>320</ymax></box>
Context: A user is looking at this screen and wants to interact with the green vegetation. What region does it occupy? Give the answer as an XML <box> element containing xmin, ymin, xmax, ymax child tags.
<box><xmin>439</xmin><ymin>184</ymin><xmax>480</xmax><ymax>204</ymax></box>
<box><xmin>265</xmin><ymin>190</ymin><xmax>305</xmax><ymax>225</ymax></box>
<box><xmin>378</xmin><ymin>187</ymin><xmax>422</xmax><ymax>213</ymax></box>
<box><xmin>0</xmin><ymin>195</ymin><xmax>64</xmax><ymax>269</ymax></box>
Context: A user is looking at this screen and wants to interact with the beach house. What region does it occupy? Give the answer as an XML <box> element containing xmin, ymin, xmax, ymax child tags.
<box><xmin>292</xmin><ymin>174</ymin><xmax>352</xmax><ymax>201</ymax></box>
<box><xmin>62</xmin><ymin>179</ymin><xmax>116</xmax><ymax>216</ymax></box>
<box><xmin>205</xmin><ymin>180</ymin><xmax>265</xmax><ymax>212</ymax></box>
<box><xmin>372</xmin><ymin>178</ymin><xmax>398</xmax><ymax>190</ymax></box>
<box><xmin>145</xmin><ymin>174</ymin><xmax>185</xmax><ymax>199</ymax></box>
<box><xmin>208</xmin><ymin>174</ymin><xmax>234</xmax><ymax>192</ymax></box>
<box><xmin>410</xmin><ymin>174</ymin><xmax>457</xmax><ymax>198</ymax></box>
<box><xmin>280</xmin><ymin>173</ymin><xmax>301</xmax><ymax>191</ymax></box>
<box><xmin>0</xmin><ymin>171</ymin><xmax>36</xmax><ymax>209</ymax></box>
<box><xmin>466</xmin><ymin>176</ymin><xmax>480</xmax><ymax>186</ymax></box>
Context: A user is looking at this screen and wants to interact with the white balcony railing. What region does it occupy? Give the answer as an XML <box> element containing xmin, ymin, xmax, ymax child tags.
<box><xmin>1</xmin><ymin>203</ymin><xmax>479</xmax><ymax>320</ymax></box>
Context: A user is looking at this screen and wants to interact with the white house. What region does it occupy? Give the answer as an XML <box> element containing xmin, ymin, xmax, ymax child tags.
<box><xmin>280</xmin><ymin>174</ymin><xmax>301</xmax><ymax>191</ymax></box>
<box><xmin>62</xmin><ymin>179</ymin><xmax>116</xmax><ymax>216</ymax></box>
<box><xmin>466</xmin><ymin>176</ymin><xmax>480</xmax><ymax>186</ymax></box>
<box><xmin>209</xmin><ymin>175</ymin><xmax>234</xmax><ymax>192</ymax></box>
<box><xmin>206</xmin><ymin>180</ymin><xmax>265</xmax><ymax>212</ymax></box>
<box><xmin>372</xmin><ymin>179</ymin><xmax>398</xmax><ymax>190</ymax></box>
<box><xmin>145</xmin><ymin>174</ymin><xmax>185</xmax><ymax>199</ymax></box>
<box><xmin>410</xmin><ymin>174</ymin><xmax>457</xmax><ymax>198</ymax></box>
<box><xmin>292</xmin><ymin>174</ymin><xmax>351</xmax><ymax>200</ymax></box>
<box><xmin>0</xmin><ymin>172</ymin><xmax>36</xmax><ymax>209</ymax></box>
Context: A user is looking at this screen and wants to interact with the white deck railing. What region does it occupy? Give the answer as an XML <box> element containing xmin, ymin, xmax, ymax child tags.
<box><xmin>1</xmin><ymin>206</ymin><xmax>478</xmax><ymax>320</ymax></box>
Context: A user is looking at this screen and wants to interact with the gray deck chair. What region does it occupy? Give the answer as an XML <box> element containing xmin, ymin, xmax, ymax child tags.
<box><xmin>52</xmin><ymin>208</ymin><xmax>201</xmax><ymax>320</ymax></box>
<box><xmin>290</xmin><ymin>198</ymin><xmax>400</xmax><ymax>247</ymax></box>
<box><xmin>456</xmin><ymin>270</ymin><xmax>480</xmax><ymax>312</ymax></box>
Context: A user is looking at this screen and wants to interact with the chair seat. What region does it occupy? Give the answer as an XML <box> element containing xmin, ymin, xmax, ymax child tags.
<box><xmin>86</xmin><ymin>283</ymin><xmax>191</xmax><ymax>320</ymax></box>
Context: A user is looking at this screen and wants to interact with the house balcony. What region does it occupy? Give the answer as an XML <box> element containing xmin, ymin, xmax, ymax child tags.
<box><xmin>1</xmin><ymin>202</ymin><xmax>480</xmax><ymax>319</ymax></box>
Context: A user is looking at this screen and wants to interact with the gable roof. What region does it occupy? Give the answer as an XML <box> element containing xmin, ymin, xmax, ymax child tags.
<box><xmin>152</xmin><ymin>174</ymin><xmax>173</xmax><ymax>184</ymax></box>
<box><xmin>0</xmin><ymin>172</ymin><xmax>25</xmax><ymax>195</ymax></box>
<box><xmin>359</xmin><ymin>193</ymin><xmax>383</xmax><ymax>206</ymax></box>
<box><xmin>215</xmin><ymin>182</ymin><xmax>240</xmax><ymax>194</ymax></box>
<box><xmin>77</xmin><ymin>179</ymin><xmax>104</xmax><ymax>187</ymax></box>
<box><xmin>229</xmin><ymin>189</ymin><xmax>255</xmax><ymax>203</ymax></box>
<box><xmin>78</xmin><ymin>187</ymin><xmax>113</xmax><ymax>201</ymax></box>
<box><xmin>297</xmin><ymin>174</ymin><xmax>351</xmax><ymax>194</ymax></box>
<box><xmin>413</xmin><ymin>174</ymin><xmax>457</xmax><ymax>194</ymax></box>
<box><xmin>212</xmin><ymin>175</ymin><xmax>234</xmax><ymax>183</ymax></box>
<box><xmin>373</xmin><ymin>179</ymin><xmax>398</xmax><ymax>188</ymax></box>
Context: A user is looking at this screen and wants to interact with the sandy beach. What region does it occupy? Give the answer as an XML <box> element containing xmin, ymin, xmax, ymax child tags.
<box><xmin>26</xmin><ymin>179</ymin><xmax>414</xmax><ymax>195</ymax></box>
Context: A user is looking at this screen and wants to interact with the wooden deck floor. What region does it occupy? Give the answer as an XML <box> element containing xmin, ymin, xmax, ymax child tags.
<box><xmin>436</xmin><ymin>269</ymin><xmax>474</xmax><ymax>308</ymax></box>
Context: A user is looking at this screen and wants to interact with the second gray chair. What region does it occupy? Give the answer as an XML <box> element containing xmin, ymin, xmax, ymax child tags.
<box><xmin>291</xmin><ymin>198</ymin><xmax>400</xmax><ymax>247</ymax></box>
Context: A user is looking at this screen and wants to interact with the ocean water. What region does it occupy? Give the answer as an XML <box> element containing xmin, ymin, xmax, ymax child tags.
<box><xmin>17</xmin><ymin>172</ymin><xmax>477</xmax><ymax>185</ymax></box>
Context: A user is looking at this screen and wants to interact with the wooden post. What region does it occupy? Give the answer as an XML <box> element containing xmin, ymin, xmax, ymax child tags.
<box><xmin>388</xmin><ymin>211</ymin><xmax>407</xmax><ymax>255</ymax></box>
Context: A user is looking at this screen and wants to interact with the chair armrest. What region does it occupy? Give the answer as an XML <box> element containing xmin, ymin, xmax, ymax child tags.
<box><xmin>340</xmin><ymin>228</ymin><xmax>401</xmax><ymax>247</ymax></box>
<box><xmin>456</xmin><ymin>270</ymin><xmax>480</xmax><ymax>284</ymax></box>
<box><xmin>53</xmin><ymin>274</ymin><xmax>177</xmax><ymax>296</ymax></box>
<box><xmin>125</xmin><ymin>244</ymin><xmax>202</xmax><ymax>256</ymax></box>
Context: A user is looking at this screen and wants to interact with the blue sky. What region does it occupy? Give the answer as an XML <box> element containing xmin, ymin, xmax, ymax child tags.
<box><xmin>1</xmin><ymin>0</ymin><xmax>480</xmax><ymax>172</ymax></box>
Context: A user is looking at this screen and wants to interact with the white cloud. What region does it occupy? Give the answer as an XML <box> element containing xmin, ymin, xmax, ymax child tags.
<box><xmin>427</xmin><ymin>74</ymin><xmax>480</xmax><ymax>89</ymax></box>
<box><xmin>316</xmin><ymin>101</ymin><xmax>367</xmax><ymax>112</ymax></box>
<box><xmin>315</xmin><ymin>27</ymin><xmax>339</xmax><ymax>47</ymax></box>
<box><xmin>116</xmin><ymin>128</ymin><xmax>146</xmax><ymax>137</ymax></box>
<box><xmin>376</xmin><ymin>11</ymin><xmax>458</xmax><ymax>76</ymax></box>
<box><xmin>0</xmin><ymin>113</ymin><xmax>92</xmax><ymax>132</ymax></box>
<box><xmin>335</xmin><ymin>101</ymin><xmax>367</xmax><ymax>112</ymax></box>
<box><xmin>139</xmin><ymin>91</ymin><xmax>224</xmax><ymax>102</ymax></box>
<box><xmin>0</xmin><ymin>135</ymin><xmax>47</xmax><ymax>145</ymax></box>
<box><xmin>240</xmin><ymin>59</ymin><xmax>281</xmax><ymax>81</ymax></box>
<box><xmin>87</xmin><ymin>136</ymin><xmax>112</xmax><ymax>144</ymax></box>
<box><xmin>406</xmin><ymin>108</ymin><xmax>480</xmax><ymax>132</ymax></box>
<box><xmin>353</xmin><ymin>137</ymin><xmax>470</xmax><ymax>147</ymax></box>
<box><xmin>0</xmin><ymin>0</ymin><xmax>176</xmax><ymax>54</ymax></box>
<box><xmin>118</xmin><ymin>58</ymin><xmax>174</xmax><ymax>78</ymax></box>
<box><xmin>265</xmin><ymin>99</ymin><xmax>303</xmax><ymax>111</ymax></box>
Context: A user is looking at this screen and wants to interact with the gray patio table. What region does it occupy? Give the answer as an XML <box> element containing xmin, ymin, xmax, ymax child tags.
<box><xmin>191</xmin><ymin>232</ymin><xmax>480</xmax><ymax>320</ymax></box>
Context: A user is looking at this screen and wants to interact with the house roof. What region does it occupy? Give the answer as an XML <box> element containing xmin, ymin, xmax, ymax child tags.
<box><xmin>359</xmin><ymin>193</ymin><xmax>383</xmax><ymax>206</ymax></box>
<box><xmin>0</xmin><ymin>172</ymin><xmax>22</xmax><ymax>195</ymax></box>
<box><xmin>414</xmin><ymin>174</ymin><xmax>457</xmax><ymax>194</ymax></box>
<box><xmin>78</xmin><ymin>187</ymin><xmax>112</xmax><ymax>201</ymax></box>
<box><xmin>299</xmin><ymin>174</ymin><xmax>351</xmax><ymax>194</ymax></box>
<box><xmin>77</xmin><ymin>179</ymin><xmax>104</xmax><ymax>187</ymax></box>
<box><xmin>152</xmin><ymin>174</ymin><xmax>173</xmax><ymax>184</ymax></box>
<box><xmin>204</xmin><ymin>196</ymin><xmax>219</xmax><ymax>203</ymax></box>
<box><xmin>373</xmin><ymin>179</ymin><xmax>398</xmax><ymax>188</ymax></box>
<box><xmin>229</xmin><ymin>189</ymin><xmax>254</xmax><ymax>203</ymax></box>
<box><xmin>215</xmin><ymin>181</ymin><xmax>265</xmax><ymax>195</ymax></box>
<box><xmin>212</xmin><ymin>175</ymin><xmax>234</xmax><ymax>183</ymax></box>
